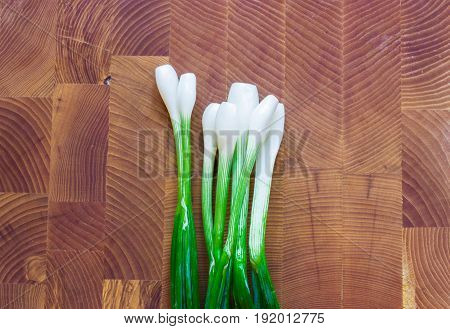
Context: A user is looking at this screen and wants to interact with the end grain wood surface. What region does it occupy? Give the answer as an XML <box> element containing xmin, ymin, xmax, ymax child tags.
<box><xmin>0</xmin><ymin>0</ymin><xmax>448</xmax><ymax>309</ymax></box>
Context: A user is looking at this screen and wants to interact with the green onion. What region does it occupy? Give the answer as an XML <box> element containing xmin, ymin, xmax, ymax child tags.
<box><xmin>228</xmin><ymin>83</ymin><xmax>259</xmax><ymax>308</ymax></box>
<box><xmin>201</xmin><ymin>103</ymin><xmax>219</xmax><ymax>306</ymax></box>
<box><xmin>212</xmin><ymin>102</ymin><xmax>238</xmax><ymax>262</ymax></box>
<box><xmin>249</xmin><ymin>104</ymin><xmax>285</xmax><ymax>309</ymax></box>
<box><xmin>205</xmin><ymin>102</ymin><xmax>238</xmax><ymax>306</ymax></box>
<box><xmin>156</xmin><ymin>65</ymin><xmax>199</xmax><ymax>308</ymax></box>
<box><xmin>201</xmin><ymin>103</ymin><xmax>219</xmax><ymax>265</ymax></box>
<box><xmin>206</xmin><ymin>95</ymin><xmax>279</xmax><ymax>308</ymax></box>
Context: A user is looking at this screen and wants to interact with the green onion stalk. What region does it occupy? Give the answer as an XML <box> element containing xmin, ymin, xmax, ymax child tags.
<box><xmin>206</xmin><ymin>95</ymin><xmax>279</xmax><ymax>308</ymax></box>
<box><xmin>155</xmin><ymin>65</ymin><xmax>199</xmax><ymax>308</ymax></box>
<box><xmin>205</xmin><ymin>102</ymin><xmax>238</xmax><ymax>306</ymax></box>
<box><xmin>200</xmin><ymin>102</ymin><xmax>219</xmax><ymax>305</ymax></box>
<box><xmin>227</xmin><ymin>83</ymin><xmax>259</xmax><ymax>308</ymax></box>
<box><xmin>201</xmin><ymin>103</ymin><xmax>219</xmax><ymax>267</ymax></box>
<box><xmin>249</xmin><ymin>104</ymin><xmax>285</xmax><ymax>309</ymax></box>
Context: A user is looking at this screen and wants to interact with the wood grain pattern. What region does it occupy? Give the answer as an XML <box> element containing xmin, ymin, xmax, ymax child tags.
<box><xmin>56</xmin><ymin>0</ymin><xmax>112</xmax><ymax>84</ymax></box>
<box><xmin>0</xmin><ymin>0</ymin><xmax>56</xmax><ymax>97</ymax></box>
<box><xmin>401</xmin><ymin>0</ymin><xmax>449</xmax><ymax>111</ymax></box>
<box><xmin>170</xmin><ymin>0</ymin><xmax>228</xmax><ymax>175</ymax></box>
<box><xmin>403</xmin><ymin>110</ymin><xmax>449</xmax><ymax>227</ymax></box>
<box><xmin>343</xmin><ymin>0</ymin><xmax>402</xmax><ymax>174</ymax></box>
<box><xmin>109</xmin><ymin>0</ymin><xmax>170</xmax><ymax>56</ymax></box>
<box><xmin>342</xmin><ymin>2</ymin><xmax>405</xmax><ymax>308</ymax></box>
<box><xmin>48</xmin><ymin>202</ymin><xmax>105</xmax><ymax>251</ymax></box>
<box><xmin>0</xmin><ymin>97</ymin><xmax>52</xmax><ymax>193</ymax></box>
<box><xmin>263</xmin><ymin>176</ymin><xmax>284</xmax><ymax>301</ymax></box>
<box><xmin>49</xmin><ymin>84</ymin><xmax>109</xmax><ymax>202</ymax></box>
<box><xmin>104</xmin><ymin>56</ymin><xmax>166</xmax><ymax>280</ymax></box>
<box><xmin>283</xmin><ymin>2</ymin><xmax>344</xmax><ymax>308</ymax></box>
<box><xmin>285</xmin><ymin>0</ymin><xmax>343</xmax><ymax>170</ymax></box>
<box><xmin>102</xmin><ymin>279</ymin><xmax>161</xmax><ymax>309</ymax></box>
<box><xmin>56</xmin><ymin>0</ymin><xmax>171</xmax><ymax>83</ymax></box>
<box><xmin>228</xmin><ymin>0</ymin><xmax>285</xmax><ymax>98</ymax></box>
<box><xmin>0</xmin><ymin>193</ymin><xmax>47</xmax><ymax>283</ymax></box>
<box><xmin>0</xmin><ymin>283</ymin><xmax>46</xmax><ymax>309</ymax></box>
<box><xmin>170</xmin><ymin>0</ymin><xmax>227</xmax><ymax>108</ymax></box>
<box><xmin>283</xmin><ymin>170</ymin><xmax>342</xmax><ymax>308</ymax></box>
<box><xmin>57</xmin><ymin>39</ymin><xmax>111</xmax><ymax>85</ymax></box>
<box><xmin>343</xmin><ymin>174</ymin><xmax>403</xmax><ymax>308</ymax></box>
<box><xmin>46</xmin><ymin>250</ymin><xmax>104</xmax><ymax>309</ymax></box>
<box><xmin>403</xmin><ymin>228</ymin><xmax>449</xmax><ymax>308</ymax></box>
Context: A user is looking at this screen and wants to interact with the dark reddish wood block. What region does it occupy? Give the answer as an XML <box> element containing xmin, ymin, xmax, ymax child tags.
<box><xmin>49</xmin><ymin>85</ymin><xmax>109</xmax><ymax>202</ymax></box>
<box><xmin>109</xmin><ymin>0</ymin><xmax>170</xmax><ymax>56</ymax></box>
<box><xmin>0</xmin><ymin>283</ymin><xmax>46</xmax><ymax>309</ymax></box>
<box><xmin>46</xmin><ymin>250</ymin><xmax>104</xmax><ymax>309</ymax></box>
<box><xmin>104</xmin><ymin>56</ymin><xmax>167</xmax><ymax>280</ymax></box>
<box><xmin>0</xmin><ymin>193</ymin><xmax>47</xmax><ymax>283</ymax></box>
<box><xmin>0</xmin><ymin>98</ymin><xmax>52</xmax><ymax>193</ymax></box>
<box><xmin>48</xmin><ymin>202</ymin><xmax>105</xmax><ymax>251</ymax></box>
<box><xmin>0</xmin><ymin>0</ymin><xmax>56</xmax><ymax>97</ymax></box>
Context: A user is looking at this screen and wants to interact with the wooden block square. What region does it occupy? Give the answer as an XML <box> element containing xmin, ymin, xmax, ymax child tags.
<box><xmin>402</xmin><ymin>110</ymin><xmax>449</xmax><ymax>227</ymax></box>
<box><xmin>285</xmin><ymin>0</ymin><xmax>343</xmax><ymax>170</ymax></box>
<box><xmin>102</xmin><ymin>279</ymin><xmax>161</xmax><ymax>309</ymax></box>
<box><xmin>228</xmin><ymin>0</ymin><xmax>285</xmax><ymax>98</ymax></box>
<box><xmin>170</xmin><ymin>0</ymin><xmax>228</xmax><ymax>176</ymax></box>
<box><xmin>49</xmin><ymin>85</ymin><xmax>109</xmax><ymax>202</ymax></box>
<box><xmin>104</xmin><ymin>56</ymin><xmax>168</xmax><ymax>280</ymax></box>
<box><xmin>103</xmin><ymin>192</ymin><xmax>164</xmax><ymax>280</ymax></box>
<box><xmin>0</xmin><ymin>98</ymin><xmax>52</xmax><ymax>193</ymax></box>
<box><xmin>46</xmin><ymin>250</ymin><xmax>104</xmax><ymax>309</ymax></box>
<box><xmin>283</xmin><ymin>170</ymin><xmax>343</xmax><ymax>308</ymax></box>
<box><xmin>56</xmin><ymin>0</ymin><xmax>112</xmax><ymax>84</ymax></box>
<box><xmin>0</xmin><ymin>283</ymin><xmax>46</xmax><ymax>309</ymax></box>
<box><xmin>401</xmin><ymin>0</ymin><xmax>449</xmax><ymax>111</ymax></box>
<box><xmin>343</xmin><ymin>0</ymin><xmax>402</xmax><ymax>174</ymax></box>
<box><xmin>109</xmin><ymin>0</ymin><xmax>170</xmax><ymax>56</ymax></box>
<box><xmin>0</xmin><ymin>193</ymin><xmax>47</xmax><ymax>283</ymax></box>
<box><xmin>56</xmin><ymin>38</ymin><xmax>111</xmax><ymax>85</ymax></box>
<box><xmin>403</xmin><ymin>227</ymin><xmax>449</xmax><ymax>309</ymax></box>
<box><xmin>0</xmin><ymin>0</ymin><xmax>56</xmax><ymax>97</ymax></box>
<box><xmin>48</xmin><ymin>202</ymin><xmax>105</xmax><ymax>251</ymax></box>
<box><xmin>343</xmin><ymin>174</ymin><xmax>403</xmax><ymax>308</ymax></box>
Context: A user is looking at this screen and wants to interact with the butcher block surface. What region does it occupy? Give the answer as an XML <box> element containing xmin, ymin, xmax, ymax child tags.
<box><xmin>0</xmin><ymin>0</ymin><xmax>448</xmax><ymax>308</ymax></box>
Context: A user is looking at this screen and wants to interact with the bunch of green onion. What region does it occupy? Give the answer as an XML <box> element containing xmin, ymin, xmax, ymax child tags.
<box><xmin>202</xmin><ymin>85</ymin><xmax>285</xmax><ymax>309</ymax></box>
<box><xmin>155</xmin><ymin>65</ymin><xmax>285</xmax><ymax>309</ymax></box>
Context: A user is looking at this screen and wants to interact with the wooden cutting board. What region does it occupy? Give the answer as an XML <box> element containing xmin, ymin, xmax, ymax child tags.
<box><xmin>0</xmin><ymin>0</ymin><xmax>447</xmax><ymax>309</ymax></box>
